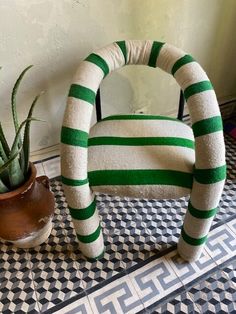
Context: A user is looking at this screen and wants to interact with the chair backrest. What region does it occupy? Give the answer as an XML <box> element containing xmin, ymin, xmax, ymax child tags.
<box><xmin>61</xmin><ymin>40</ymin><xmax>226</xmax><ymax>213</ymax></box>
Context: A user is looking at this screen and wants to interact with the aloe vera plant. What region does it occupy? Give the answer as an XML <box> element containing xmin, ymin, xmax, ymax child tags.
<box><xmin>0</xmin><ymin>66</ymin><xmax>42</xmax><ymax>193</ymax></box>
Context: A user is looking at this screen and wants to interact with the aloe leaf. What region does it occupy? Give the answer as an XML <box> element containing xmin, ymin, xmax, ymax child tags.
<box><xmin>0</xmin><ymin>141</ymin><xmax>7</xmax><ymax>162</ymax></box>
<box><xmin>9</xmin><ymin>117</ymin><xmax>36</xmax><ymax>188</ymax></box>
<box><xmin>22</xmin><ymin>92</ymin><xmax>44</xmax><ymax>176</ymax></box>
<box><xmin>0</xmin><ymin>155</ymin><xmax>10</xmax><ymax>188</ymax></box>
<box><xmin>0</xmin><ymin>178</ymin><xmax>8</xmax><ymax>193</ymax></box>
<box><xmin>11</xmin><ymin>65</ymin><xmax>33</xmax><ymax>133</ymax></box>
<box><xmin>0</xmin><ymin>123</ymin><xmax>10</xmax><ymax>156</ymax></box>
<box><xmin>0</xmin><ymin>150</ymin><xmax>21</xmax><ymax>176</ymax></box>
<box><xmin>11</xmin><ymin>65</ymin><xmax>33</xmax><ymax>170</ymax></box>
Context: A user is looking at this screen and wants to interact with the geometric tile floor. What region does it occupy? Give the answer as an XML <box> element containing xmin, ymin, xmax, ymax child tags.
<box><xmin>0</xmin><ymin>133</ymin><xmax>236</xmax><ymax>313</ymax></box>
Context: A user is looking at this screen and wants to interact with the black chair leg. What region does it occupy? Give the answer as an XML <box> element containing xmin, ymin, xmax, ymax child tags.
<box><xmin>177</xmin><ymin>90</ymin><xmax>185</xmax><ymax>121</ymax></box>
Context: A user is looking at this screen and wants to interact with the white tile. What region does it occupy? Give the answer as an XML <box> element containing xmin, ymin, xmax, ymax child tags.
<box><xmin>165</xmin><ymin>248</ymin><xmax>217</xmax><ymax>286</ymax></box>
<box><xmin>54</xmin><ymin>295</ymin><xmax>93</xmax><ymax>314</ymax></box>
<box><xmin>34</xmin><ymin>162</ymin><xmax>45</xmax><ymax>176</ymax></box>
<box><xmin>88</xmin><ymin>275</ymin><xmax>144</xmax><ymax>314</ymax></box>
<box><xmin>129</xmin><ymin>256</ymin><xmax>182</xmax><ymax>308</ymax></box>
<box><xmin>205</xmin><ymin>223</ymin><xmax>236</xmax><ymax>265</ymax></box>
<box><xmin>42</xmin><ymin>156</ymin><xmax>61</xmax><ymax>179</ymax></box>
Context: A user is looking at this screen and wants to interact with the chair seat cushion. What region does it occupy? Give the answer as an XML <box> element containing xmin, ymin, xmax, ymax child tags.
<box><xmin>88</xmin><ymin>114</ymin><xmax>195</xmax><ymax>199</ymax></box>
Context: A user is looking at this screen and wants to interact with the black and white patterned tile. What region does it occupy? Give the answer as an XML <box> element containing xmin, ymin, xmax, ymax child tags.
<box><xmin>0</xmin><ymin>245</ymin><xmax>40</xmax><ymax>313</ymax></box>
<box><xmin>87</xmin><ymin>275</ymin><xmax>144</xmax><ymax>314</ymax></box>
<box><xmin>129</xmin><ymin>256</ymin><xmax>182</xmax><ymax>309</ymax></box>
<box><xmin>27</xmin><ymin>222</ymin><xmax>84</xmax><ymax>312</ymax></box>
<box><xmin>165</xmin><ymin>248</ymin><xmax>217</xmax><ymax>286</ymax></box>
<box><xmin>52</xmin><ymin>295</ymin><xmax>92</xmax><ymax>314</ymax></box>
<box><xmin>205</xmin><ymin>223</ymin><xmax>236</xmax><ymax>265</ymax></box>
<box><xmin>150</xmin><ymin>291</ymin><xmax>200</xmax><ymax>314</ymax></box>
<box><xmin>188</xmin><ymin>269</ymin><xmax>236</xmax><ymax>314</ymax></box>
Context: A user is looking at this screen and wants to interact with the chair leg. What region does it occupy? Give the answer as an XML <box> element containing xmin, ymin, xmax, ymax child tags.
<box><xmin>71</xmin><ymin>199</ymin><xmax>105</xmax><ymax>260</ymax></box>
<box><xmin>177</xmin><ymin>201</ymin><xmax>215</xmax><ymax>262</ymax></box>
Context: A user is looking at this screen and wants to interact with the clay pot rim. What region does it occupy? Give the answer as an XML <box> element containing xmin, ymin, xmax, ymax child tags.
<box><xmin>0</xmin><ymin>162</ymin><xmax>36</xmax><ymax>200</ymax></box>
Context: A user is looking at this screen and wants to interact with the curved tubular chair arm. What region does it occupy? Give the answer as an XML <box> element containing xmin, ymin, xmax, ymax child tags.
<box><xmin>61</xmin><ymin>40</ymin><xmax>226</xmax><ymax>261</ymax></box>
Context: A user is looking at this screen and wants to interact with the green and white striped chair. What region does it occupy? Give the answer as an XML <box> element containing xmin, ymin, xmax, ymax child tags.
<box><xmin>61</xmin><ymin>40</ymin><xmax>226</xmax><ymax>262</ymax></box>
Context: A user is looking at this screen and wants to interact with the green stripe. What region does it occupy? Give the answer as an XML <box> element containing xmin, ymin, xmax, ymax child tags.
<box><xmin>192</xmin><ymin>116</ymin><xmax>223</xmax><ymax>137</ymax></box>
<box><xmin>184</xmin><ymin>81</ymin><xmax>213</xmax><ymax>101</ymax></box>
<box><xmin>61</xmin><ymin>176</ymin><xmax>89</xmax><ymax>186</ymax></box>
<box><xmin>61</xmin><ymin>126</ymin><xmax>88</xmax><ymax>147</ymax></box>
<box><xmin>181</xmin><ymin>228</ymin><xmax>208</xmax><ymax>246</ymax></box>
<box><xmin>188</xmin><ymin>202</ymin><xmax>217</xmax><ymax>219</ymax></box>
<box><xmin>69</xmin><ymin>200</ymin><xmax>96</xmax><ymax>220</ymax></box>
<box><xmin>77</xmin><ymin>225</ymin><xmax>101</xmax><ymax>243</ymax></box>
<box><xmin>171</xmin><ymin>54</ymin><xmax>195</xmax><ymax>75</ymax></box>
<box><xmin>88</xmin><ymin>136</ymin><xmax>194</xmax><ymax>149</ymax></box>
<box><xmin>194</xmin><ymin>164</ymin><xmax>226</xmax><ymax>184</ymax></box>
<box><xmin>85</xmin><ymin>53</ymin><xmax>109</xmax><ymax>77</ymax></box>
<box><xmin>116</xmin><ymin>41</ymin><xmax>127</xmax><ymax>64</ymax></box>
<box><xmin>101</xmin><ymin>114</ymin><xmax>183</xmax><ymax>123</ymax></box>
<box><xmin>148</xmin><ymin>41</ymin><xmax>165</xmax><ymax>67</ymax></box>
<box><xmin>88</xmin><ymin>169</ymin><xmax>193</xmax><ymax>189</ymax></box>
<box><xmin>68</xmin><ymin>84</ymin><xmax>96</xmax><ymax>105</ymax></box>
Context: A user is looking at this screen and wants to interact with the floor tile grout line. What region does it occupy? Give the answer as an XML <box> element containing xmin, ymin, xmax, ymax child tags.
<box><xmin>25</xmin><ymin>250</ymin><xmax>42</xmax><ymax>314</ymax></box>
<box><xmin>185</xmin><ymin>289</ymin><xmax>203</xmax><ymax>313</ymax></box>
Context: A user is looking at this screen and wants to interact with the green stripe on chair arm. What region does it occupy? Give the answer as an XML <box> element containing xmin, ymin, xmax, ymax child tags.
<box><xmin>88</xmin><ymin>169</ymin><xmax>193</xmax><ymax>189</ymax></box>
<box><xmin>181</xmin><ymin>228</ymin><xmax>208</xmax><ymax>246</ymax></box>
<box><xmin>188</xmin><ymin>202</ymin><xmax>217</xmax><ymax>219</ymax></box>
<box><xmin>68</xmin><ymin>84</ymin><xmax>96</xmax><ymax>105</ymax></box>
<box><xmin>184</xmin><ymin>81</ymin><xmax>213</xmax><ymax>101</ymax></box>
<box><xmin>88</xmin><ymin>136</ymin><xmax>195</xmax><ymax>149</ymax></box>
<box><xmin>171</xmin><ymin>54</ymin><xmax>195</xmax><ymax>76</ymax></box>
<box><xmin>100</xmin><ymin>114</ymin><xmax>183</xmax><ymax>122</ymax></box>
<box><xmin>192</xmin><ymin>116</ymin><xmax>223</xmax><ymax>137</ymax></box>
<box><xmin>116</xmin><ymin>41</ymin><xmax>127</xmax><ymax>64</ymax></box>
<box><xmin>69</xmin><ymin>200</ymin><xmax>96</xmax><ymax>220</ymax></box>
<box><xmin>194</xmin><ymin>165</ymin><xmax>226</xmax><ymax>184</ymax></box>
<box><xmin>61</xmin><ymin>176</ymin><xmax>89</xmax><ymax>186</ymax></box>
<box><xmin>61</xmin><ymin>126</ymin><xmax>88</xmax><ymax>147</ymax></box>
<box><xmin>85</xmin><ymin>53</ymin><xmax>109</xmax><ymax>77</ymax></box>
<box><xmin>148</xmin><ymin>41</ymin><xmax>165</xmax><ymax>67</ymax></box>
<box><xmin>77</xmin><ymin>225</ymin><xmax>101</xmax><ymax>243</ymax></box>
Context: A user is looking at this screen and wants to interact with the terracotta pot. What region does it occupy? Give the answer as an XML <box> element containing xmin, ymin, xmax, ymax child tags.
<box><xmin>0</xmin><ymin>163</ymin><xmax>55</xmax><ymax>248</ymax></box>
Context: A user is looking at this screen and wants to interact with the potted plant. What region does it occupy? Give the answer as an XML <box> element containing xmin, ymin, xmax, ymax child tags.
<box><xmin>0</xmin><ymin>66</ymin><xmax>55</xmax><ymax>248</ymax></box>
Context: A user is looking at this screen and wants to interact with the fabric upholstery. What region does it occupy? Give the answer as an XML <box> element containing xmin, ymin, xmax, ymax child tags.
<box><xmin>88</xmin><ymin>115</ymin><xmax>195</xmax><ymax>199</ymax></box>
<box><xmin>61</xmin><ymin>40</ymin><xmax>226</xmax><ymax>261</ymax></box>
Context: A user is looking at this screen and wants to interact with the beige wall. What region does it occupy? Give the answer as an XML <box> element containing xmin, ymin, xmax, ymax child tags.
<box><xmin>0</xmin><ymin>0</ymin><xmax>235</xmax><ymax>152</ymax></box>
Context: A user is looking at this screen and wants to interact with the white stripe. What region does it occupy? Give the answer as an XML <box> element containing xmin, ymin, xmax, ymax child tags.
<box><xmin>73</xmin><ymin>210</ymin><xmax>100</xmax><ymax>236</ymax></box>
<box><xmin>174</xmin><ymin>62</ymin><xmax>209</xmax><ymax>90</ymax></box>
<box><xmin>63</xmin><ymin>184</ymin><xmax>94</xmax><ymax>209</ymax></box>
<box><xmin>156</xmin><ymin>43</ymin><xmax>186</xmax><ymax>73</ymax></box>
<box><xmin>178</xmin><ymin>236</ymin><xmax>204</xmax><ymax>262</ymax></box>
<box><xmin>195</xmin><ymin>131</ymin><xmax>225</xmax><ymax>169</ymax></box>
<box><xmin>63</xmin><ymin>98</ymin><xmax>93</xmax><ymax>133</ymax></box>
<box><xmin>91</xmin><ymin>184</ymin><xmax>191</xmax><ymax>199</ymax></box>
<box><xmin>183</xmin><ymin>212</ymin><xmax>213</xmax><ymax>238</ymax></box>
<box><xmin>190</xmin><ymin>180</ymin><xmax>225</xmax><ymax>209</ymax></box>
<box><xmin>78</xmin><ymin>232</ymin><xmax>104</xmax><ymax>258</ymax></box>
<box><xmin>73</xmin><ymin>60</ymin><xmax>103</xmax><ymax>92</ymax></box>
<box><xmin>95</xmin><ymin>42</ymin><xmax>125</xmax><ymax>72</ymax></box>
<box><xmin>187</xmin><ymin>90</ymin><xmax>220</xmax><ymax>124</ymax></box>
<box><xmin>88</xmin><ymin>145</ymin><xmax>194</xmax><ymax>172</ymax></box>
<box><xmin>61</xmin><ymin>144</ymin><xmax>87</xmax><ymax>180</ymax></box>
<box><xmin>90</xmin><ymin>119</ymin><xmax>194</xmax><ymax>140</ymax></box>
<box><xmin>126</xmin><ymin>40</ymin><xmax>153</xmax><ymax>65</ymax></box>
